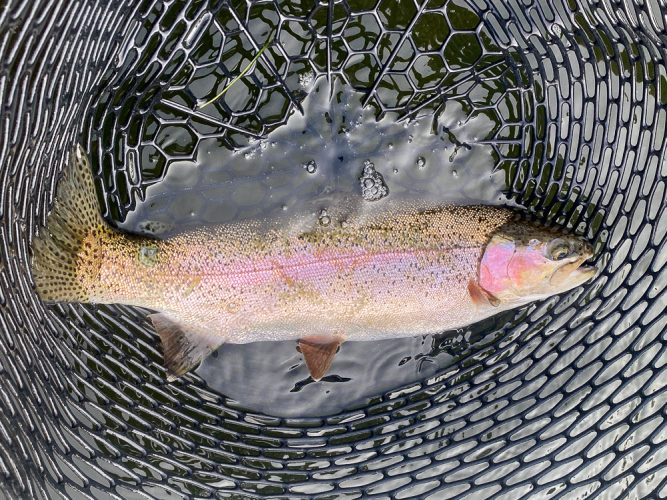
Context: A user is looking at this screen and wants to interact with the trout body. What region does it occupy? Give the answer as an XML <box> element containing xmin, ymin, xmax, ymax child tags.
<box><xmin>90</xmin><ymin>208</ymin><xmax>512</xmax><ymax>343</ymax></box>
<box><xmin>32</xmin><ymin>147</ymin><xmax>597</xmax><ymax>380</ymax></box>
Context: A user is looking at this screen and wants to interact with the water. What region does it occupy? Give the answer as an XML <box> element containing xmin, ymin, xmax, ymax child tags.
<box><xmin>119</xmin><ymin>78</ymin><xmax>509</xmax><ymax>236</ymax></box>
<box><xmin>197</xmin><ymin>313</ymin><xmax>515</xmax><ymax>418</ymax></box>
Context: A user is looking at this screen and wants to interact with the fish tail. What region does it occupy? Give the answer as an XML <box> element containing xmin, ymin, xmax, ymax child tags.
<box><xmin>32</xmin><ymin>145</ymin><xmax>110</xmax><ymax>302</ymax></box>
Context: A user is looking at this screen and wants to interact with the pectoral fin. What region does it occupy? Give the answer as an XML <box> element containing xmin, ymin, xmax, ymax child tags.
<box><xmin>468</xmin><ymin>280</ymin><xmax>500</xmax><ymax>307</ymax></box>
<box><xmin>297</xmin><ymin>335</ymin><xmax>344</xmax><ymax>381</ymax></box>
<box><xmin>149</xmin><ymin>313</ymin><xmax>223</xmax><ymax>382</ymax></box>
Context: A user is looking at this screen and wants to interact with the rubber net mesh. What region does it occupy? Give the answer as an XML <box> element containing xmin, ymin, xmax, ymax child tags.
<box><xmin>0</xmin><ymin>0</ymin><xmax>666</xmax><ymax>498</ymax></box>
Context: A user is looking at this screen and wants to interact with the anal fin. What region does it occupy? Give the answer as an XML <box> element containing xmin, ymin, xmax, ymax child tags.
<box><xmin>297</xmin><ymin>335</ymin><xmax>344</xmax><ymax>381</ymax></box>
<box><xmin>149</xmin><ymin>313</ymin><xmax>223</xmax><ymax>382</ymax></box>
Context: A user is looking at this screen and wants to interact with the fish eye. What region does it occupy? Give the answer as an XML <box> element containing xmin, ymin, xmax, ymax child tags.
<box><xmin>547</xmin><ymin>239</ymin><xmax>570</xmax><ymax>261</ymax></box>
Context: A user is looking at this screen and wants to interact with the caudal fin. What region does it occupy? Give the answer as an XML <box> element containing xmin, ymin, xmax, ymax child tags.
<box><xmin>32</xmin><ymin>145</ymin><xmax>109</xmax><ymax>302</ymax></box>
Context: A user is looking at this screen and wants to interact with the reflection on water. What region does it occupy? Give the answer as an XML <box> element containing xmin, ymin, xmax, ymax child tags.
<box><xmin>198</xmin><ymin>310</ymin><xmax>519</xmax><ymax>417</ymax></box>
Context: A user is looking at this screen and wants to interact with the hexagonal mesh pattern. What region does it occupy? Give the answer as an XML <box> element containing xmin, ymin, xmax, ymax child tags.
<box><xmin>1</xmin><ymin>0</ymin><xmax>667</xmax><ymax>498</ymax></box>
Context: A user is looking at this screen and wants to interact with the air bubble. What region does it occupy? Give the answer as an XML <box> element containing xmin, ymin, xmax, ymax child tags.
<box><xmin>319</xmin><ymin>209</ymin><xmax>331</xmax><ymax>226</ymax></box>
<box><xmin>303</xmin><ymin>160</ymin><xmax>317</xmax><ymax>174</ymax></box>
<box><xmin>359</xmin><ymin>160</ymin><xmax>389</xmax><ymax>202</ymax></box>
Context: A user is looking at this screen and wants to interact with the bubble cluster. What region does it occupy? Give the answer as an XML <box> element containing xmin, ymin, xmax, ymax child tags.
<box><xmin>299</xmin><ymin>70</ymin><xmax>315</xmax><ymax>88</ymax></box>
<box><xmin>359</xmin><ymin>159</ymin><xmax>389</xmax><ymax>201</ymax></box>
<box><xmin>318</xmin><ymin>208</ymin><xmax>331</xmax><ymax>226</ymax></box>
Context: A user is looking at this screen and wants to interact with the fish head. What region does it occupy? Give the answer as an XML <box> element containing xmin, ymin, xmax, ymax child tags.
<box><xmin>478</xmin><ymin>221</ymin><xmax>597</xmax><ymax>306</ymax></box>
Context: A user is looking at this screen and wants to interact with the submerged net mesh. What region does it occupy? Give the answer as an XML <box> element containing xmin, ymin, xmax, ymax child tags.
<box><xmin>1</xmin><ymin>0</ymin><xmax>667</xmax><ymax>498</ymax></box>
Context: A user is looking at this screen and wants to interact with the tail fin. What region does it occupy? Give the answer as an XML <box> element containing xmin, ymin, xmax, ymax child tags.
<box><xmin>32</xmin><ymin>145</ymin><xmax>109</xmax><ymax>302</ymax></box>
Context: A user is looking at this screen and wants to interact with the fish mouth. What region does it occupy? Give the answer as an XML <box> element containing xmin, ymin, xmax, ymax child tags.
<box><xmin>570</xmin><ymin>265</ymin><xmax>598</xmax><ymax>283</ymax></box>
<box><xmin>550</xmin><ymin>258</ymin><xmax>598</xmax><ymax>287</ymax></box>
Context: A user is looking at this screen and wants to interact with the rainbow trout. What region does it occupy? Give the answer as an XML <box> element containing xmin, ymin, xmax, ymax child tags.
<box><xmin>32</xmin><ymin>146</ymin><xmax>597</xmax><ymax>380</ymax></box>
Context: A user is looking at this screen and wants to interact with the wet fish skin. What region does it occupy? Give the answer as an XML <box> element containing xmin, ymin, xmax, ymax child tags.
<box><xmin>89</xmin><ymin>206</ymin><xmax>513</xmax><ymax>341</ymax></box>
<box><xmin>32</xmin><ymin>146</ymin><xmax>596</xmax><ymax>380</ymax></box>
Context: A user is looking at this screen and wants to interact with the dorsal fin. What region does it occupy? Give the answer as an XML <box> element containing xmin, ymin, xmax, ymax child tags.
<box><xmin>297</xmin><ymin>335</ymin><xmax>344</xmax><ymax>381</ymax></box>
<box><xmin>149</xmin><ymin>313</ymin><xmax>223</xmax><ymax>381</ymax></box>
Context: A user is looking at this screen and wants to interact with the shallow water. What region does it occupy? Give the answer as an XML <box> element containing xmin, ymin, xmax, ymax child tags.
<box><xmin>197</xmin><ymin>310</ymin><xmax>518</xmax><ymax>417</ymax></box>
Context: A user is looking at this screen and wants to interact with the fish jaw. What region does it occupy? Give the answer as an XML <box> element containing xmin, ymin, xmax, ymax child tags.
<box><xmin>555</xmin><ymin>264</ymin><xmax>597</xmax><ymax>289</ymax></box>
